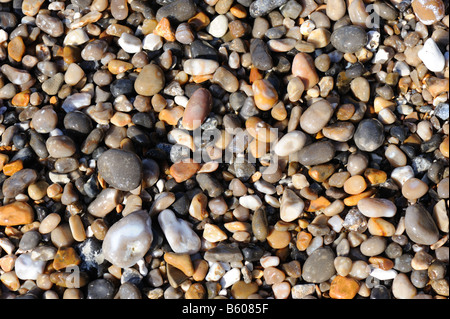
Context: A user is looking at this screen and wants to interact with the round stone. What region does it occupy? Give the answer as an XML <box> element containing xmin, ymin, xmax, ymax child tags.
<box><xmin>401</xmin><ymin>178</ymin><xmax>429</xmax><ymax>200</ymax></box>
<box><xmin>97</xmin><ymin>149</ymin><xmax>143</xmax><ymax>191</ymax></box>
<box><xmin>32</xmin><ymin>107</ymin><xmax>58</xmax><ymax>134</ymax></box>
<box><xmin>46</xmin><ymin>135</ymin><xmax>77</xmax><ymax>158</ymax></box>
<box><xmin>102</xmin><ymin>211</ymin><xmax>153</xmax><ymax>268</ymax></box>
<box><xmin>274</xmin><ymin>130</ymin><xmax>307</xmax><ymax>157</ymax></box>
<box><xmin>302</xmin><ymin>247</ymin><xmax>336</xmax><ymax>283</ymax></box>
<box><xmin>354</xmin><ymin>119</ymin><xmax>385</xmax><ymax>152</ymax></box>
<box><xmin>330</xmin><ymin>25</ymin><xmax>368</xmax><ymax>53</ymax></box>
<box><xmin>134</xmin><ymin>64</ymin><xmax>165</xmax><ymax>96</ymax></box>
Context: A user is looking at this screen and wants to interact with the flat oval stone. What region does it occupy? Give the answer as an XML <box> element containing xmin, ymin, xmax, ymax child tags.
<box><xmin>331</xmin><ymin>25</ymin><xmax>368</xmax><ymax>53</ymax></box>
<box><xmin>156</xmin><ymin>0</ymin><xmax>197</xmax><ymax>23</ymax></box>
<box><xmin>46</xmin><ymin>135</ymin><xmax>77</xmax><ymax>158</ymax></box>
<box><xmin>322</xmin><ymin>122</ymin><xmax>355</xmax><ymax>142</ymax></box>
<box><xmin>274</xmin><ymin>130</ymin><xmax>307</xmax><ymax>156</ymax></box>
<box><xmin>158</xmin><ymin>209</ymin><xmax>201</xmax><ymax>254</ymax></box>
<box><xmin>102</xmin><ymin>211</ymin><xmax>153</xmax><ymax>268</ymax></box>
<box><xmin>134</xmin><ymin>64</ymin><xmax>165</xmax><ymax>96</ymax></box>
<box><xmin>183</xmin><ymin>59</ymin><xmax>219</xmax><ymax>76</ymax></box>
<box><xmin>297</xmin><ymin>141</ymin><xmax>335</xmax><ymax>166</ymax></box>
<box><xmin>354</xmin><ymin>119</ymin><xmax>385</xmax><ymax>152</ymax></box>
<box><xmin>357</xmin><ymin>198</ymin><xmax>397</xmax><ymax>218</ymax></box>
<box><xmin>181</xmin><ymin>88</ymin><xmax>212</xmax><ymax>130</ymax></box>
<box><xmin>97</xmin><ymin>149</ymin><xmax>143</xmax><ymax>191</ymax></box>
<box><xmin>2</xmin><ymin>169</ymin><xmax>38</xmax><ymax>198</ymax></box>
<box><xmin>302</xmin><ymin>247</ymin><xmax>336</xmax><ymax>283</ymax></box>
<box><xmin>300</xmin><ymin>99</ymin><xmax>334</xmax><ymax>134</ymax></box>
<box><xmin>405</xmin><ymin>204</ymin><xmax>440</xmax><ymax>245</ymax></box>
<box><xmin>249</xmin><ymin>0</ymin><xmax>288</xmax><ymax>17</ymax></box>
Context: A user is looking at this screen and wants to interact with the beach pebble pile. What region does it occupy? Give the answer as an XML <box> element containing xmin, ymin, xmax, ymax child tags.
<box><xmin>0</xmin><ymin>0</ymin><xmax>448</xmax><ymax>300</ymax></box>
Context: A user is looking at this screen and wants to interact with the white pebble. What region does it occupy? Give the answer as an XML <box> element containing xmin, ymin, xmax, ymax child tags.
<box><xmin>158</xmin><ymin>209</ymin><xmax>201</xmax><ymax>255</ymax></box>
<box><xmin>260</xmin><ymin>256</ymin><xmax>280</xmax><ymax>268</ymax></box>
<box><xmin>418</xmin><ymin>38</ymin><xmax>445</xmax><ymax>72</ymax></box>
<box><xmin>205</xmin><ymin>262</ymin><xmax>226</xmax><ymax>281</ymax></box>
<box><xmin>391</xmin><ymin>165</ymin><xmax>414</xmax><ymax>186</ymax></box>
<box><xmin>142</xmin><ymin>34</ymin><xmax>163</xmax><ymax>51</ymax></box>
<box><xmin>63</xmin><ymin>28</ymin><xmax>90</xmax><ymax>46</ymax></box>
<box><xmin>0</xmin><ymin>29</ymin><xmax>8</xmax><ymax>43</ymax></box>
<box><xmin>370</xmin><ymin>267</ymin><xmax>398</xmax><ymax>281</ymax></box>
<box><xmin>393</xmin><ymin>61</ymin><xmax>410</xmax><ymax>76</ymax></box>
<box><xmin>118</xmin><ymin>33</ymin><xmax>142</xmax><ymax>54</ymax></box>
<box><xmin>15</xmin><ymin>253</ymin><xmax>46</xmax><ymax>280</ymax></box>
<box><xmin>206</xmin><ymin>14</ymin><xmax>228</xmax><ymax>38</ymax></box>
<box><xmin>220</xmin><ymin>268</ymin><xmax>241</xmax><ymax>288</ymax></box>
<box><xmin>239</xmin><ymin>195</ymin><xmax>263</xmax><ymax>211</ymax></box>
<box><xmin>327</xmin><ymin>215</ymin><xmax>344</xmax><ymax>233</ymax></box>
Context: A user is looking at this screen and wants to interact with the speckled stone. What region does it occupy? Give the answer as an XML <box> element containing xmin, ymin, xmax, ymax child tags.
<box><xmin>97</xmin><ymin>149</ymin><xmax>143</xmax><ymax>191</ymax></box>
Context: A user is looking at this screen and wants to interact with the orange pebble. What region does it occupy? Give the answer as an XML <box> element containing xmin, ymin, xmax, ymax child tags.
<box><xmin>296</xmin><ymin>231</ymin><xmax>312</xmax><ymax>251</ymax></box>
<box><xmin>153</xmin><ymin>17</ymin><xmax>175</xmax><ymax>42</ymax></box>
<box><xmin>329</xmin><ymin>275</ymin><xmax>360</xmax><ymax>299</ymax></box>
<box><xmin>11</xmin><ymin>91</ymin><xmax>30</xmax><ymax>107</ymax></box>
<box><xmin>252</xmin><ymin>79</ymin><xmax>278</xmax><ymax>111</ymax></box>
<box><xmin>2</xmin><ymin>160</ymin><xmax>23</xmax><ymax>176</ymax></box>
<box><xmin>306</xmin><ymin>196</ymin><xmax>331</xmax><ymax>212</ymax></box>
<box><xmin>230</xmin><ymin>4</ymin><xmax>247</xmax><ymax>18</ymax></box>
<box><xmin>343</xmin><ymin>175</ymin><xmax>367</xmax><ymax>195</ymax></box>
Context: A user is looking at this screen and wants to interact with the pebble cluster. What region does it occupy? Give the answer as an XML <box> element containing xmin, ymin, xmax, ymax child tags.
<box><xmin>0</xmin><ymin>0</ymin><xmax>448</xmax><ymax>300</ymax></box>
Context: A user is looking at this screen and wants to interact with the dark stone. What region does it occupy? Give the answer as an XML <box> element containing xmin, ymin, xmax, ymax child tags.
<box><xmin>87</xmin><ymin>279</ymin><xmax>115</xmax><ymax>299</ymax></box>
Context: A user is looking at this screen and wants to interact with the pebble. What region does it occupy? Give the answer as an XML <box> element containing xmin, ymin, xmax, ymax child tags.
<box><xmin>411</xmin><ymin>0</ymin><xmax>445</xmax><ymax>25</ymax></box>
<box><xmin>280</xmin><ymin>189</ymin><xmax>304</xmax><ymax>222</ymax></box>
<box><xmin>302</xmin><ymin>247</ymin><xmax>336</xmax><ymax>283</ymax></box>
<box><xmin>97</xmin><ymin>149</ymin><xmax>142</xmax><ymax>191</ymax></box>
<box><xmin>392</xmin><ymin>273</ymin><xmax>417</xmax><ymax>299</ymax></box>
<box><xmin>401</xmin><ymin>178</ymin><xmax>429</xmax><ymax>200</ymax></box>
<box><xmin>249</xmin><ymin>0</ymin><xmax>288</xmax><ymax>18</ymax></box>
<box><xmin>250</xmin><ymin>39</ymin><xmax>273</xmax><ymax>71</ymax></box>
<box><xmin>405</xmin><ymin>204</ymin><xmax>440</xmax><ymax>245</ymax></box>
<box><xmin>330</xmin><ymin>25</ymin><xmax>368</xmax><ymax>53</ymax></box>
<box><xmin>134</xmin><ymin>64</ymin><xmax>165</xmax><ymax>96</ymax></box>
<box><xmin>292</xmin><ymin>52</ymin><xmax>319</xmax><ymax>90</ymax></box>
<box><xmin>297</xmin><ymin>141</ymin><xmax>336</xmax><ymax>166</ymax></box>
<box><xmin>156</xmin><ymin>0</ymin><xmax>197</xmax><ymax>24</ymax></box>
<box><xmin>418</xmin><ymin>38</ymin><xmax>445</xmax><ymax>72</ymax></box>
<box><xmin>274</xmin><ymin>131</ymin><xmax>307</xmax><ymax>157</ymax></box>
<box><xmin>300</xmin><ymin>100</ymin><xmax>333</xmax><ymax>134</ymax></box>
<box><xmin>182</xmin><ymin>88</ymin><xmax>213</xmax><ymax>130</ymax></box>
<box><xmin>329</xmin><ymin>275</ymin><xmax>360</xmax><ymax>299</ymax></box>
<box><xmin>354</xmin><ymin>119</ymin><xmax>385</xmax><ymax>152</ymax></box>
<box><xmin>14</xmin><ymin>253</ymin><xmax>46</xmax><ymax>281</ymax></box>
<box><xmin>207</xmin><ymin>15</ymin><xmax>229</xmax><ymax>38</ymax></box>
<box><xmin>183</xmin><ymin>59</ymin><xmax>219</xmax><ymax>76</ymax></box>
<box><xmin>102</xmin><ymin>211</ymin><xmax>153</xmax><ymax>268</ymax></box>
<box><xmin>88</xmin><ymin>188</ymin><xmax>123</xmax><ymax>218</ymax></box>
<box><xmin>87</xmin><ymin>279</ymin><xmax>115</xmax><ymax>299</ymax></box>
<box><xmin>158</xmin><ymin>209</ymin><xmax>201</xmax><ymax>254</ymax></box>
